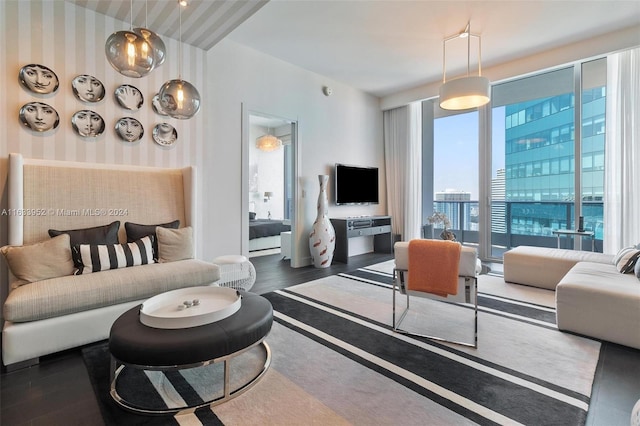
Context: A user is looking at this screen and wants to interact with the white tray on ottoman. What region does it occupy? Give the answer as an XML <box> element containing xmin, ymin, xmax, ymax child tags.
<box><xmin>140</xmin><ymin>286</ymin><xmax>241</xmax><ymax>329</ymax></box>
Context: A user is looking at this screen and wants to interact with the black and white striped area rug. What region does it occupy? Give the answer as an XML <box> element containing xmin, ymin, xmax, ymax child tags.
<box><xmin>84</xmin><ymin>261</ymin><xmax>601</xmax><ymax>425</ymax></box>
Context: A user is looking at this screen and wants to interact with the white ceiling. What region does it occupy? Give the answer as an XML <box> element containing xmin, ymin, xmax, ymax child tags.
<box><xmin>70</xmin><ymin>1</ymin><xmax>640</xmax><ymax>98</ymax></box>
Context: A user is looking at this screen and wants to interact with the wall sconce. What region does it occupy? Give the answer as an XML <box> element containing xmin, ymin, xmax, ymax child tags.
<box><xmin>264</xmin><ymin>191</ymin><xmax>273</xmax><ymax>202</ymax></box>
<box><xmin>439</xmin><ymin>22</ymin><xmax>490</xmax><ymax>110</ymax></box>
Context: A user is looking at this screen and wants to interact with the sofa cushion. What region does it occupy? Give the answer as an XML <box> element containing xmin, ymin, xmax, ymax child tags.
<box><xmin>556</xmin><ymin>261</ymin><xmax>640</xmax><ymax>350</ymax></box>
<box><xmin>74</xmin><ymin>236</ymin><xmax>155</xmax><ymax>275</ymax></box>
<box><xmin>156</xmin><ymin>226</ymin><xmax>193</xmax><ymax>263</ymax></box>
<box><xmin>503</xmin><ymin>246</ymin><xmax>613</xmax><ymax>289</ymax></box>
<box><xmin>49</xmin><ymin>221</ymin><xmax>120</xmax><ymax>267</ymax></box>
<box><xmin>1</xmin><ymin>234</ymin><xmax>74</xmax><ymax>288</ymax></box>
<box><xmin>125</xmin><ymin>220</ymin><xmax>179</xmax><ymax>259</ymax></box>
<box><xmin>3</xmin><ymin>259</ymin><xmax>220</xmax><ymax>322</ymax></box>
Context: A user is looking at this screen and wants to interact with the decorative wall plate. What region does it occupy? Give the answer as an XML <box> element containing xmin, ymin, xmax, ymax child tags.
<box><xmin>114</xmin><ymin>84</ymin><xmax>144</xmax><ymax>110</ymax></box>
<box><xmin>71</xmin><ymin>110</ymin><xmax>105</xmax><ymax>137</ymax></box>
<box><xmin>152</xmin><ymin>123</ymin><xmax>177</xmax><ymax>146</ymax></box>
<box><xmin>115</xmin><ymin>117</ymin><xmax>144</xmax><ymax>142</ymax></box>
<box><xmin>19</xmin><ymin>64</ymin><xmax>59</xmax><ymax>94</ymax></box>
<box><xmin>19</xmin><ymin>102</ymin><xmax>60</xmax><ymax>132</ymax></box>
<box><xmin>151</xmin><ymin>93</ymin><xmax>168</xmax><ymax>116</ymax></box>
<box><xmin>72</xmin><ymin>74</ymin><xmax>105</xmax><ymax>102</ymax></box>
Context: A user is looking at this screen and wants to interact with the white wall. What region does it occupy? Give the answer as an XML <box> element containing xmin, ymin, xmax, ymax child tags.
<box><xmin>204</xmin><ymin>39</ymin><xmax>385</xmax><ymax>265</ymax></box>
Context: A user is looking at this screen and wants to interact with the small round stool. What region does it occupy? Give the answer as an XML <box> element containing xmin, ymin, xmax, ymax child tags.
<box><xmin>212</xmin><ymin>254</ymin><xmax>256</xmax><ymax>291</ymax></box>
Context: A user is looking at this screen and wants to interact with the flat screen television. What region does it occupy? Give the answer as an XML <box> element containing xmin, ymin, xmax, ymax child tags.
<box><xmin>335</xmin><ymin>163</ymin><xmax>379</xmax><ymax>205</ymax></box>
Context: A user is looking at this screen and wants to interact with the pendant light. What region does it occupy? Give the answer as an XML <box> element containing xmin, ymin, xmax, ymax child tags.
<box><xmin>133</xmin><ymin>0</ymin><xmax>166</xmax><ymax>68</ymax></box>
<box><xmin>158</xmin><ymin>0</ymin><xmax>201</xmax><ymax>119</ymax></box>
<box><xmin>256</xmin><ymin>134</ymin><xmax>282</xmax><ymax>152</ymax></box>
<box><xmin>439</xmin><ymin>22</ymin><xmax>490</xmax><ymax>110</ymax></box>
<box><xmin>105</xmin><ymin>0</ymin><xmax>165</xmax><ymax>78</ymax></box>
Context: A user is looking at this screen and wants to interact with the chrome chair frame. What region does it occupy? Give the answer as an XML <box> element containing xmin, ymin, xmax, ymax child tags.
<box><xmin>392</xmin><ymin>268</ymin><xmax>478</xmax><ymax>348</ymax></box>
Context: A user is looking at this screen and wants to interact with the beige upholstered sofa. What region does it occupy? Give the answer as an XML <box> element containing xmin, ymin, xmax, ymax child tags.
<box><xmin>1</xmin><ymin>154</ymin><xmax>220</xmax><ymax>369</ymax></box>
<box><xmin>503</xmin><ymin>245</ymin><xmax>640</xmax><ymax>350</ymax></box>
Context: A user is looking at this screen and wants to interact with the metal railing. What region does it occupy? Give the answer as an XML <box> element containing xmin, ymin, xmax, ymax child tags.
<box><xmin>427</xmin><ymin>200</ymin><xmax>604</xmax><ymax>256</ymax></box>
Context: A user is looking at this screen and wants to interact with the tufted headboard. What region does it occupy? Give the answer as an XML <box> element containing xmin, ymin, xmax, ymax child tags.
<box><xmin>7</xmin><ymin>153</ymin><xmax>196</xmax><ymax>247</ymax></box>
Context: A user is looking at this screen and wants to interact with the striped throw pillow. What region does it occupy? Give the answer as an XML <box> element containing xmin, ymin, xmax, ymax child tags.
<box><xmin>74</xmin><ymin>236</ymin><xmax>154</xmax><ymax>275</ymax></box>
<box><xmin>615</xmin><ymin>249</ymin><xmax>640</xmax><ymax>274</ymax></box>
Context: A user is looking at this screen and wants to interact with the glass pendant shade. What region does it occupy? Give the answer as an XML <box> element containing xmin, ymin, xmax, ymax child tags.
<box><xmin>158</xmin><ymin>79</ymin><xmax>201</xmax><ymax>119</ymax></box>
<box><xmin>105</xmin><ymin>30</ymin><xmax>156</xmax><ymax>78</ymax></box>
<box><xmin>133</xmin><ymin>27</ymin><xmax>166</xmax><ymax>67</ymax></box>
<box><xmin>256</xmin><ymin>134</ymin><xmax>282</xmax><ymax>152</ymax></box>
<box><xmin>439</xmin><ymin>76</ymin><xmax>490</xmax><ymax>110</ymax></box>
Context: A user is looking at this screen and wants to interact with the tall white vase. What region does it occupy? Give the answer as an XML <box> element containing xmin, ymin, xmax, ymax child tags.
<box><xmin>309</xmin><ymin>175</ymin><xmax>336</xmax><ymax>268</ymax></box>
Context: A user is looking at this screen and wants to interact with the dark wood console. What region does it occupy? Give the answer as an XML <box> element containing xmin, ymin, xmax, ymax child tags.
<box><xmin>330</xmin><ymin>216</ymin><xmax>393</xmax><ymax>263</ymax></box>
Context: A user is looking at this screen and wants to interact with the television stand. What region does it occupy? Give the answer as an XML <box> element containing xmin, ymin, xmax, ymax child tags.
<box><xmin>330</xmin><ymin>216</ymin><xmax>392</xmax><ymax>263</ymax></box>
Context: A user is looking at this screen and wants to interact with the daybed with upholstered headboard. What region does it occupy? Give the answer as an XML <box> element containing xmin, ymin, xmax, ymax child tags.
<box><xmin>1</xmin><ymin>153</ymin><xmax>220</xmax><ymax>369</ymax></box>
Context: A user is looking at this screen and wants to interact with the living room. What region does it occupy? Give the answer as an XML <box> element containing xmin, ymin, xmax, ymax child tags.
<box><xmin>1</xmin><ymin>0</ymin><xmax>639</xmax><ymax>425</ymax></box>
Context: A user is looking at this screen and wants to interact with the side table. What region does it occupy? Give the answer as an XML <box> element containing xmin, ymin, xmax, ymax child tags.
<box><xmin>552</xmin><ymin>229</ymin><xmax>595</xmax><ymax>251</ymax></box>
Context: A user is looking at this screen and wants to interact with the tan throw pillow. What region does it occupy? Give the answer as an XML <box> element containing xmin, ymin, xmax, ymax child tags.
<box><xmin>0</xmin><ymin>234</ymin><xmax>74</xmax><ymax>287</ymax></box>
<box><xmin>156</xmin><ymin>226</ymin><xmax>194</xmax><ymax>263</ymax></box>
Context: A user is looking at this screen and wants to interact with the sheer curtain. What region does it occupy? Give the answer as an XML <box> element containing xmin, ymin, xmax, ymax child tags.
<box><xmin>604</xmin><ymin>47</ymin><xmax>640</xmax><ymax>253</ymax></box>
<box><xmin>383</xmin><ymin>101</ymin><xmax>422</xmax><ymax>241</ymax></box>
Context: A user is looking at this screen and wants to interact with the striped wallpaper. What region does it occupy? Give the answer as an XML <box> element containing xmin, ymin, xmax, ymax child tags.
<box><xmin>0</xmin><ymin>0</ymin><xmax>206</xmax><ymax>169</ymax></box>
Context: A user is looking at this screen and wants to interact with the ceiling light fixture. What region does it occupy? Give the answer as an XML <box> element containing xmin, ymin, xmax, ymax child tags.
<box><xmin>439</xmin><ymin>22</ymin><xmax>490</xmax><ymax>110</ymax></box>
<box><xmin>104</xmin><ymin>0</ymin><xmax>164</xmax><ymax>77</ymax></box>
<box><xmin>158</xmin><ymin>0</ymin><xmax>201</xmax><ymax>119</ymax></box>
<box><xmin>256</xmin><ymin>134</ymin><xmax>282</xmax><ymax>152</ymax></box>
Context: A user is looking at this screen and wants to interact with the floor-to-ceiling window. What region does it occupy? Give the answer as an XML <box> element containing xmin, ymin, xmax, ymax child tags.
<box><xmin>431</xmin><ymin>109</ymin><xmax>479</xmax><ymax>243</ymax></box>
<box><xmin>422</xmin><ymin>57</ymin><xmax>607</xmax><ymax>260</ymax></box>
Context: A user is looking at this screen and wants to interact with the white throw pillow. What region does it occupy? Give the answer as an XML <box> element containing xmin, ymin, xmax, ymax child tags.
<box><xmin>156</xmin><ymin>226</ymin><xmax>194</xmax><ymax>263</ymax></box>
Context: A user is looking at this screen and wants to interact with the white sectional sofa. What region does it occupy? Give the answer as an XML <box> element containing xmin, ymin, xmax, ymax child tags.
<box><xmin>1</xmin><ymin>154</ymin><xmax>220</xmax><ymax>369</ymax></box>
<box><xmin>503</xmin><ymin>245</ymin><xmax>640</xmax><ymax>350</ymax></box>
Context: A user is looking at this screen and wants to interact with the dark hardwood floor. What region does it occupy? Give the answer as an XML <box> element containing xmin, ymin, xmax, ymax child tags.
<box><xmin>1</xmin><ymin>252</ymin><xmax>639</xmax><ymax>425</ymax></box>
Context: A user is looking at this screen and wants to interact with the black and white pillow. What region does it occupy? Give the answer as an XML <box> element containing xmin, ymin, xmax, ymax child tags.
<box><xmin>74</xmin><ymin>236</ymin><xmax>154</xmax><ymax>275</ymax></box>
<box><xmin>615</xmin><ymin>249</ymin><xmax>640</xmax><ymax>274</ymax></box>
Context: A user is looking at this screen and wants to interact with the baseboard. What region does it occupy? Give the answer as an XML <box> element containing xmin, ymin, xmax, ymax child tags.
<box><xmin>2</xmin><ymin>357</ymin><xmax>39</xmax><ymax>373</ymax></box>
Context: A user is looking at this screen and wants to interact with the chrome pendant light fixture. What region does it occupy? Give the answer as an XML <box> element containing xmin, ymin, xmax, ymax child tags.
<box><xmin>439</xmin><ymin>22</ymin><xmax>490</xmax><ymax>110</ymax></box>
<box><xmin>158</xmin><ymin>0</ymin><xmax>201</xmax><ymax>119</ymax></box>
<box><xmin>105</xmin><ymin>0</ymin><xmax>165</xmax><ymax>78</ymax></box>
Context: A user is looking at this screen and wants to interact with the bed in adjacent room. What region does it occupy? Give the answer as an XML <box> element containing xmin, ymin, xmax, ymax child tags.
<box><xmin>249</xmin><ymin>217</ymin><xmax>290</xmax><ymax>252</ymax></box>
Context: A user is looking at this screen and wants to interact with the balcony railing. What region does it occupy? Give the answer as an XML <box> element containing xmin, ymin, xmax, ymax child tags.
<box><xmin>427</xmin><ymin>200</ymin><xmax>603</xmax><ymax>256</ymax></box>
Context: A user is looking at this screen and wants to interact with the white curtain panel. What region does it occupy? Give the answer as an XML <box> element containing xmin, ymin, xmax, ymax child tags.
<box><xmin>383</xmin><ymin>102</ymin><xmax>422</xmax><ymax>241</ymax></box>
<box><xmin>604</xmin><ymin>47</ymin><xmax>640</xmax><ymax>254</ymax></box>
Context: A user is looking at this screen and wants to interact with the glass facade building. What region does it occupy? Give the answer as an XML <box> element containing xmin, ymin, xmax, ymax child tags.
<box><xmin>503</xmin><ymin>87</ymin><xmax>605</xmax><ymax>240</ymax></box>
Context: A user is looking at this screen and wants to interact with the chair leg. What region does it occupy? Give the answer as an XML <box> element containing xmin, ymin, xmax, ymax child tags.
<box><xmin>391</xmin><ymin>270</ymin><xmax>478</xmax><ymax>349</ymax></box>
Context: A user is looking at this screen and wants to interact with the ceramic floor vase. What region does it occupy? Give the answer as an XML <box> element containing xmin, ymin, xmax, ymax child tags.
<box><xmin>309</xmin><ymin>175</ymin><xmax>336</xmax><ymax>268</ymax></box>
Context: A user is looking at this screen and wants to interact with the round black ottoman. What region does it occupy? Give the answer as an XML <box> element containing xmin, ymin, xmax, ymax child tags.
<box><xmin>109</xmin><ymin>290</ymin><xmax>273</xmax><ymax>415</ymax></box>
